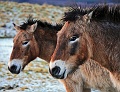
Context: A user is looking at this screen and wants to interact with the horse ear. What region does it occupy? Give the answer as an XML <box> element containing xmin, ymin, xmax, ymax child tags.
<box><xmin>26</xmin><ymin>22</ymin><xmax>37</xmax><ymax>33</ymax></box>
<box><xmin>13</xmin><ymin>23</ymin><xmax>20</xmax><ymax>32</ymax></box>
<box><xmin>83</xmin><ymin>11</ymin><xmax>93</xmax><ymax>23</ymax></box>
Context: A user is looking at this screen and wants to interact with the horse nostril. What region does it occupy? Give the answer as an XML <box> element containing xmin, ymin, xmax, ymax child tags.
<box><xmin>52</xmin><ymin>66</ymin><xmax>61</xmax><ymax>75</ymax></box>
<box><xmin>10</xmin><ymin>64</ymin><xmax>17</xmax><ymax>71</ymax></box>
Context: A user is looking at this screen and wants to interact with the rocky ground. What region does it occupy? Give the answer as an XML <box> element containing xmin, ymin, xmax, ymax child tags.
<box><xmin>0</xmin><ymin>1</ymin><xmax>99</xmax><ymax>92</ymax></box>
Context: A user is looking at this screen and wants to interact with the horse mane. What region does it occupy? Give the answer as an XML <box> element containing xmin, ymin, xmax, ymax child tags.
<box><xmin>63</xmin><ymin>4</ymin><xmax>120</xmax><ymax>23</ymax></box>
<box><xmin>62</xmin><ymin>6</ymin><xmax>91</xmax><ymax>21</ymax></box>
<box><xmin>19</xmin><ymin>16</ymin><xmax>62</xmax><ymax>31</ymax></box>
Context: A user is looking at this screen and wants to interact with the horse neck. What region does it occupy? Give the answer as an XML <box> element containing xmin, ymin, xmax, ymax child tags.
<box><xmin>87</xmin><ymin>22</ymin><xmax>120</xmax><ymax>72</ymax></box>
<box><xmin>34</xmin><ymin>27</ymin><xmax>57</xmax><ymax>62</ymax></box>
<box><xmin>59</xmin><ymin>69</ymin><xmax>91</xmax><ymax>92</ymax></box>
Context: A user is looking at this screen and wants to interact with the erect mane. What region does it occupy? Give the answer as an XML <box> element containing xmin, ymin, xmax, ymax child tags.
<box><xmin>63</xmin><ymin>5</ymin><xmax>120</xmax><ymax>23</ymax></box>
<box><xmin>62</xmin><ymin>6</ymin><xmax>91</xmax><ymax>21</ymax></box>
<box><xmin>19</xmin><ymin>16</ymin><xmax>62</xmax><ymax>31</ymax></box>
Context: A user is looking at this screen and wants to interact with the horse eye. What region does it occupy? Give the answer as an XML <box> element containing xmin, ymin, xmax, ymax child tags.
<box><xmin>22</xmin><ymin>41</ymin><xmax>29</xmax><ymax>45</ymax></box>
<box><xmin>69</xmin><ymin>36</ymin><xmax>78</xmax><ymax>42</ymax></box>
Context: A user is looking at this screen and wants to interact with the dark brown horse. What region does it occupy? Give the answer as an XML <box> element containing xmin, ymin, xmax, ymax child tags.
<box><xmin>49</xmin><ymin>5</ymin><xmax>120</xmax><ymax>91</ymax></box>
<box><xmin>8</xmin><ymin>17</ymin><xmax>62</xmax><ymax>74</ymax></box>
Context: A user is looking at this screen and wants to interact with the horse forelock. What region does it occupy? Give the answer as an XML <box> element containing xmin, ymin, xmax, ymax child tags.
<box><xmin>62</xmin><ymin>6</ymin><xmax>89</xmax><ymax>22</ymax></box>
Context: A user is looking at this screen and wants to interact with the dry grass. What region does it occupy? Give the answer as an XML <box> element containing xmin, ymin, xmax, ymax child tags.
<box><xmin>0</xmin><ymin>1</ymin><xmax>68</xmax><ymax>27</ymax></box>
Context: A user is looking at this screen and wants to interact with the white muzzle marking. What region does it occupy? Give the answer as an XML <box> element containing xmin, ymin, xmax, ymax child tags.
<box><xmin>50</xmin><ymin>60</ymin><xmax>68</xmax><ymax>78</ymax></box>
<box><xmin>8</xmin><ymin>59</ymin><xmax>23</xmax><ymax>72</ymax></box>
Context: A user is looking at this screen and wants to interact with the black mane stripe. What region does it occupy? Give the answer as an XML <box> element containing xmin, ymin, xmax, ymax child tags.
<box><xmin>19</xmin><ymin>16</ymin><xmax>62</xmax><ymax>31</ymax></box>
<box><xmin>63</xmin><ymin>5</ymin><xmax>120</xmax><ymax>23</ymax></box>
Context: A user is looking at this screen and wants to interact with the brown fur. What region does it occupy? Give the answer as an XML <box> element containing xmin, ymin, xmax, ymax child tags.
<box><xmin>62</xmin><ymin>4</ymin><xmax>120</xmax><ymax>73</ymax></box>
<box><xmin>9</xmin><ymin>18</ymin><xmax>61</xmax><ymax>69</ymax></box>
<box><xmin>60</xmin><ymin>59</ymin><xmax>117</xmax><ymax>92</ymax></box>
<box><xmin>10</xmin><ymin>29</ymin><xmax>39</xmax><ymax>68</ymax></box>
<box><xmin>50</xmin><ymin>21</ymin><xmax>118</xmax><ymax>92</ymax></box>
<box><xmin>34</xmin><ymin>27</ymin><xmax>57</xmax><ymax>61</ymax></box>
<box><xmin>50</xmin><ymin>5</ymin><xmax>120</xmax><ymax>92</ymax></box>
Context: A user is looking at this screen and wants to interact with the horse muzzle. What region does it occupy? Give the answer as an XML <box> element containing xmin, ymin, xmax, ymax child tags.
<box><xmin>49</xmin><ymin>60</ymin><xmax>68</xmax><ymax>79</ymax></box>
<box><xmin>49</xmin><ymin>66</ymin><xmax>66</xmax><ymax>79</ymax></box>
<box><xmin>8</xmin><ymin>59</ymin><xmax>23</xmax><ymax>74</ymax></box>
<box><xmin>8</xmin><ymin>64</ymin><xmax>21</xmax><ymax>74</ymax></box>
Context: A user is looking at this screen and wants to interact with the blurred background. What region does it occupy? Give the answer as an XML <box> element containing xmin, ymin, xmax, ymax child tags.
<box><xmin>2</xmin><ymin>0</ymin><xmax>120</xmax><ymax>6</ymax></box>
<box><xmin>0</xmin><ymin>0</ymin><xmax>119</xmax><ymax>92</ymax></box>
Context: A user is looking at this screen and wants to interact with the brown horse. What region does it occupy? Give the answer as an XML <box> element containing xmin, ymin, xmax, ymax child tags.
<box><xmin>8</xmin><ymin>17</ymin><xmax>62</xmax><ymax>74</ymax></box>
<box><xmin>49</xmin><ymin>5</ymin><xmax>120</xmax><ymax>91</ymax></box>
<box><xmin>8</xmin><ymin>17</ymin><xmax>92</xmax><ymax>92</ymax></box>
